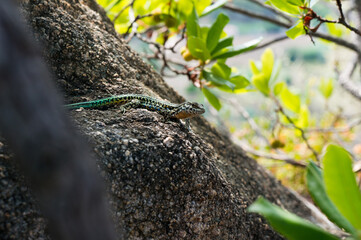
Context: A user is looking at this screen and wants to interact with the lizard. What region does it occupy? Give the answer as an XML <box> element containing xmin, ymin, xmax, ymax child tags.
<box><xmin>66</xmin><ymin>94</ymin><xmax>205</xmax><ymax>130</ymax></box>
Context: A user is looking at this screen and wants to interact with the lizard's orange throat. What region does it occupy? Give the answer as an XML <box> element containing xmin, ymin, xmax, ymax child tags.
<box><xmin>174</xmin><ymin>112</ymin><xmax>198</xmax><ymax>119</ymax></box>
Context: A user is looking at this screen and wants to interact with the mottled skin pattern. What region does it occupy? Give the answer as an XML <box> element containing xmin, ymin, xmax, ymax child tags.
<box><xmin>66</xmin><ymin>94</ymin><xmax>205</xmax><ymax>129</ymax></box>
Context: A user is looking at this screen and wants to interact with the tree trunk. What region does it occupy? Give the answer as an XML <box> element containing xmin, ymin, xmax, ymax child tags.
<box><xmin>0</xmin><ymin>0</ymin><xmax>334</xmax><ymax>239</ymax></box>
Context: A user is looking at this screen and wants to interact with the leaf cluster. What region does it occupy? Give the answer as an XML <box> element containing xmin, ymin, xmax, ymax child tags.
<box><xmin>249</xmin><ymin>144</ymin><xmax>361</xmax><ymax>239</ymax></box>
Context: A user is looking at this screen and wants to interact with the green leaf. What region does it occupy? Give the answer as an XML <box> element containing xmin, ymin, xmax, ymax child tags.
<box><xmin>201</xmin><ymin>0</ymin><xmax>228</xmax><ymax>17</ymax></box>
<box><xmin>187</xmin><ymin>7</ymin><xmax>200</xmax><ymax>37</ymax></box>
<box><xmin>200</xmin><ymin>26</ymin><xmax>210</xmax><ymax>41</ymax></box>
<box><xmin>211</xmin><ymin>37</ymin><xmax>233</xmax><ymax>56</ymax></box>
<box><xmin>273</xmin><ymin>82</ymin><xmax>285</xmax><ymax>96</ymax></box>
<box><xmin>104</xmin><ymin>0</ymin><xmax>122</xmax><ymax>12</ymax></box>
<box><xmin>218</xmin><ymin>75</ymin><xmax>250</xmax><ymax>93</ymax></box>
<box><xmin>326</xmin><ymin>22</ymin><xmax>344</xmax><ymax>38</ymax></box>
<box><xmin>207</xmin><ymin>13</ymin><xmax>229</xmax><ymax>52</ymax></box>
<box><xmin>280</xmin><ymin>86</ymin><xmax>301</xmax><ymax>113</ymax></box>
<box><xmin>253</xmin><ymin>73</ymin><xmax>270</xmax><ymax>96</ymax></box>
<box><xmin>230</xmin><ymin>75</ymin><xmax>250</xmax><ymax>89</ymax></box>
<box><xmin>202</xmin><ymin>87</ymin><xmax>221</xmax><ymax>110</ymax></box>
<box><xmin>306</xmin><ymin>162</ymin><xmax>358</xmax><ymax>237</ymax></box>
<box><xmin>319</xmin><ymin>78</ymin><xmax>333</xmax><ymax>99</ymax></box>
<box><xmin>287</xmin><ymin>0</ymin><xmax>305</xmax><ymax>6</ymax></box>
<box><xmin>194</xmin><ymin>0</ymin><xmax>212</xmax><ymax>16</ymax></box>
<box><xmin>187</xmin><ymin>36</ymin><xmax>211</xmax><ymax>61</ymax></box>
<box><xmin>212</xmin><ymin>37</ymin><xmax>262</xmax><ymax>59</ymax></box>
<box><xmin>211</xmin><ymin>62</ymin><xmax>231</xmax><ymax>80</ymax></box>
<box><xmin>248</xmin><ymin>197</ymin><xmax>339</xmax><ymax>240</ymax></box>
<box><xmin>177</xmin><ymin>0</ymin><xmax>194</xmax><ymax>17</ymax></box>
<box><xmin>261</xmin><ymin>49</ymin><xmax>274</xmax><ymax>81</ymax></box>
<box><xmin>250</xmin><ymin>60</ymin><xmax>261</xmax><ymax>75</ymax></box>
<box><xmin>286</xmin><ymin>20</ymin><xmax>305</xmax><ymax>39</ymax></box>
<box><xmin>265</xmin><ymin>0</ymin><xmax>301</xmax><ymax>15</ymax></box>
<box><xmin>324</xmin><ymin>144</ymin><xmax>361</xmax><ymax>230</ymax></box>
<box><xmin>203</xmin><ymin>69</ymin><xmax>235</xmax><ymax>90</ymax></box>
<box><xmin>296</xmin><ymin>105</ymin><xmax>309</xmax><ymax>128</ymax></box>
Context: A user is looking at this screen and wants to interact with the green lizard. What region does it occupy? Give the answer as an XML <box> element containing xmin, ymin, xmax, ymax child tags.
<box><xmin>66</xmin><ymin>94</ymin><xmax>205</xmax><ymax>130</ymax></box>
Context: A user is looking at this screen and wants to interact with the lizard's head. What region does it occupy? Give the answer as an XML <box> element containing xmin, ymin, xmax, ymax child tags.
<box><xmin>174</xmin><ymin>102</ymin><xmax>205</xmax><ymax>119</ymax></box>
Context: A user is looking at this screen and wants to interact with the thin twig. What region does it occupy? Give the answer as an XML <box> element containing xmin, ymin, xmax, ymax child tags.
<box><xmin>123</xmin><ymin>13</ymin><xmax>153</xmax><ymax>36</ymax></box>
<box><xmin>335</xmin><ymin>0</ymin><xmax>361</xmax><ymax>35</ymax></box>
<box><xmin>223</xmin><ymin>3</ymin><xmax>361</xmax><ymax>54</ymax></box>
<box><xmin>165</xmin><ymin>28</ymin><xmax>186</xmax><ymax>53</ymax></box>
<box><xmin>310</xmin><ymin>31</ymin><xmax>361</xmax><ymax>54</ymax></box>
<box><xmin>305</xmin><ymin>118</ymin><xmax>361</xmax><ymax>133</ymax></box>
<box><xmin>235</xmin><ymin>140</ymin><xmax>307</xmax><ymax>168</ymax></box>
<box><xmin>223</xmin><ymin>3</ymin><xmax>290</xmax><ymax>28</ymax></box>
<box><xmin>337</xmin><ymin>55</ymin><xmax>361</xmax><ymax>101</ymax></box>
<box><xmin>254</xmin><ymin>35</ymin><xmax>288</xmax><ymax>50</ymax></box>
<box><xmin>112</xmin><ymin>0</ymin><xmax>135</xmax><ymax>23</ymax></box>
<box><xmin>336</xmin><ymin>0</ymin><xmax>345</xmax><ymax>20</ymax></box>
<box><xmin>223</xmin><ymin>98</ymin><xmax>271</xmax><ymax>146</ymax></box>
<box><xmin>273</xmin><ymin>97</ymin><xmax>320</xmax><ymax>162</ymax></box>
<box><xmin>308</xmin><ymin>4</ymin><xmax>361</xmax><ymax>36</ymax></box>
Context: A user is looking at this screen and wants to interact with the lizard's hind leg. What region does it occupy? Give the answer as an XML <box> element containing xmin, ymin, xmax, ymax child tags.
<box><xmin>119</xmin><ymin>99</ymin><xmax>141</xmax><ymax>113</ymax></box>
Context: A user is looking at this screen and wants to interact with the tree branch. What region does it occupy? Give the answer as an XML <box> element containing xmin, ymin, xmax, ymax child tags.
<box><xmin>235</xmin><ymin>140</ymin><xmax>307</xmax><ymax>168</ymax></box>
<box><xmin>248</xmin><ymin>0</ymin><xmax>294</xmax><ymax>24</ymax></box>
<box><xmin>337</xmin><ymin>55</ymin><xmax>361</xmax><ymax>100</ymax></box>
<box><xmin>223</xmin><ymin>98</ymin><xmax>270</xmax><ymax>146</ymax></box>
<box><xmin>254</xmin><ymin>35</ymin><xmax>288</xmax><ymax>50</ymax></box>
<box><xmin>223</xmin><ymin>3</ymin><xmax>290</xmax><ymax>28</ymax></box>
<box><xmin>273</xmin><ymin>97</ymin><xmax>320</xmax><ymax>162</ymax></box>
<box><xmin>305</xmin><ymin>117</ymin><xmax>361</xmax><ymax>133</ymax></box>
<box><xmin>223</xmin><ymin>3</ymin><xmax>361</xmax><ymax>54</ymax></box>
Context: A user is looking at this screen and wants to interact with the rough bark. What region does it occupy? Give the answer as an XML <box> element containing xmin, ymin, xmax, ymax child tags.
<box><xmin>0</xmin><ymin>0</ymin><xmax>333</xmax><ymax>239</ymax></box>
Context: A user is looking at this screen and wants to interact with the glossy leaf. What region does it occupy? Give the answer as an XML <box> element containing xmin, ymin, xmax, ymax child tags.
<box><xmin>296</xmin><ymin>105</ymin><xmax>309</xmax><ymax>128</ymax></box>
<box><xmin>286</xmin><ymin>20</ymin><xmax>305</xmax><ymax>39</ymax></box>
<box><xmin>325</xmin><ymin>22</ymin><xmax>344</xmax><ymax>38</ymax></box>
<box><xmin>324</xmin><ymin>144</ymin><xmax>361</xmax><ymax>230</ymax></box>
<box><xmin>211</xmin><ymin>62</ymin><xmax>231</xmax><ymax>80</ymax></box>
<box><xmin>250</xmin><ymin>49</ymin><xmax>275</xmax><ymax>96</ymax></box>
<box><xmin>253</xmin><ymin>73</ymin><xmax>271</xmax><ymax>96</ymax></box>
<box><xmin>201</xmin><ymin>0</ymin><xmax>228</xmax><ymax>17</ymax></box>
<box><xmin>218</xmin><ymin>75</ymin><xmax>250</xmax><ymax>93</ymax></box>
<box><xmin>230</xmin><ymin>75</ymin><xmax>250</xmax><ymax>89</ymax></box>
<box><xmin>250</xmin><ymin>60</ymin><xmax>261</xmax><ymax>75</ymax></box>
<box><xmin>212</xmin><ymin>37</ymin><xmax>262</xmax><ymax>59</ymax></box>
<box><xmin>187</xmin><ymin>7</ymin><xmax>200</xmax><ymax>38</ymax></box>
<box><xmin>261</xmin><ymin>49</ymin><xmax>274</xmax><ymax>81</ymax></box>
<box><xmin>248</xmin><ymin>197</ymin><xmax>339</xmax><ymax>240</ymax></box>
<box><xmin>306</xmin><ymin>162</ymin><xmax>358</xmax><ymax>237</ymax></box>
<box><xmin>287</xmin><ymin>0</ymin><xmax>305</xmax><ymax>6</ymax></box>
<box><xmin>194</xmin><ymin>0</ymin><xmax>212</xmax><ymax>16</ymax></box>
<box><xmin>202</xmin><ymin>87</ymin><xmax>221</xmax><ymax>110</ymax></box>
<box><xmin>273</xmin><ymin>82</ymin><xmax>285</xmax><ymax>96</ymax></box>
<box><xmin>280</xmin><ymin>86</ymin><xmax>300</xmax><ymax>113</ymax></box>
<box><xmin>211</xmin><ymin>37</ymin><xmax>233</xmax><ymax>56</ymax></box>
<box><xmin>265</xmin><ymin>0</ymin><xmax>301</xmax><ymax>15</ymax></box>
<box><xmin>187</xmin><ymin>36</ymin><xmax>210</xmax><ymax>61</ymax></box>
<box><xmin>200</xmin><ymin>26</ymin><xmax>210</xmax><ymax>41</ymax></box>
<box><xmin>177</xmin><ymin>0</ymin><xmax>194</xmax><ymax>17</ymax></box>
<box><xmin>207</xmin><ymin>13</ymin><xmax>229</xmax><ymax>51</ymax></box>
<box><xmin>203</xmin><ymin>69</ymin><xmax>235</xmax><ymax>90</ymax></box>
<box><xmin>319</xmin><ymin>78</ymin><xmax>334</xmax><ymax>99</ymax></box>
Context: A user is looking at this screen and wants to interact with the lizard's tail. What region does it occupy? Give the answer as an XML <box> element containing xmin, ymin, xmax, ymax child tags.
<box><xmin>65</xmin><ymin>100</ymin><xmax>99</xmax><ymax>109</ymax></box>
<box><xmin>65</xmin><ymin>97</ymin><xmax>117</xmax><ymax>109</ymax></box>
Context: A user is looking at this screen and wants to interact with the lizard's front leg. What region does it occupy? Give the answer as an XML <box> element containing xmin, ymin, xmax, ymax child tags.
<box><xmin>164</xmin><ymin>108</ymin><xmax>192</xmax><ymax>132</ymax></box>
